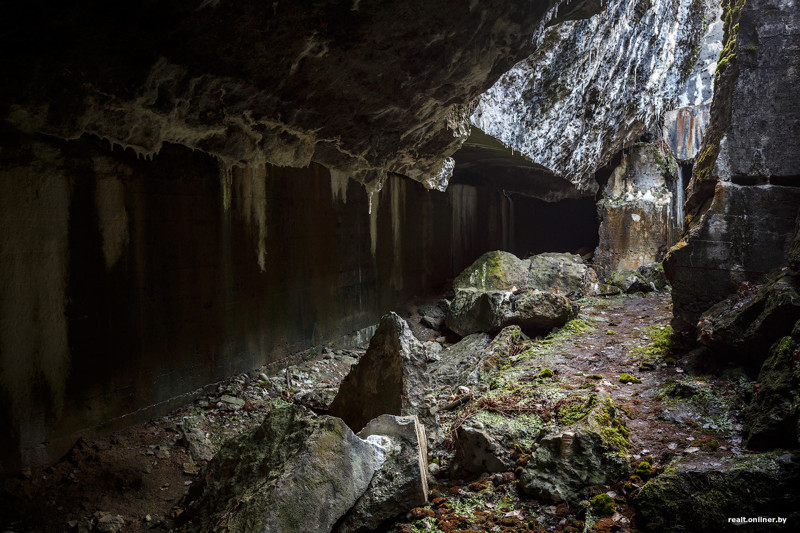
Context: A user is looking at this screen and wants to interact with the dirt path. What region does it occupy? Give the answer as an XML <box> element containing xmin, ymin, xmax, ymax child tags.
<box><xmin>0</xmin><ymin>292</ymin><xmax>751</xmax><ymax>533</ymax></box>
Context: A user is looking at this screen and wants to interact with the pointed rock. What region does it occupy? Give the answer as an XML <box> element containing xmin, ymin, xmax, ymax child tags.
<box><xmin>330</xmin><ymin>312</ymin><xmax>439</xmax><ymax>444</ymax></box>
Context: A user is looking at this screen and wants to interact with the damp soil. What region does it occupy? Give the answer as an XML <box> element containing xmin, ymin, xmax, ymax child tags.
<box><xmin>0</xmin><ymin>291</ymin><xmax>754</xmax><ymax>533</ymax></box>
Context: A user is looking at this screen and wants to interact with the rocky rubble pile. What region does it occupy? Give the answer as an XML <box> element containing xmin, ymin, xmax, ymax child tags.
<box><xmin>445</xmin><ymin>251</ymin><xmax>597</xmax><ymax>336</ymax></box>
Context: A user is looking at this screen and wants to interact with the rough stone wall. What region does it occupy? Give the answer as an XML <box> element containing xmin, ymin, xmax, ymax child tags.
<box><xmin>666</xmin><ymin>0</ymin><xmax>800</xmax><ymax>337</ymax></box>
<box><xmin>471</xmin><ymin>0</ymin><xmax>714</xmax><ymax>193</ymax></box>
<box><xmin>0</xmin><ymin>132</ymin><xmax>519</xmax><ymax>471</ymax></box>
<box><xmin>594</xmin><ymin>143</ymin><xmax>677</xmax><ymax>277</ymax></box>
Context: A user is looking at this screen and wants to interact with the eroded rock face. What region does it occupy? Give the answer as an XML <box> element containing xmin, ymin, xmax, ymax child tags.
<box><xmin>665</xmin><ymin>182</ymin><xmax>800</xmax><ymax>337</ymax></box>
<box><xmin>594</xmin><ymin>143</ymin><xmax>677</xmax><ymax>276</ymax></box>
<box><xmin>696</xmin><ymin>271</ymin><xmax>800</xmax><ymax>362</ymax></box>
<box><xmin>180</xmin><ymin>403</ymin><xmax>380</xmax><ymax>533</ymax></box>
<box><xmin>636</xmin><ymin>452</ymin><xmax>800</xmax><ymax>531</ymax></box>
<box><xmin>330</xmin><ymin>312</ymin><xmax>438</xmax><ymax>442</ymax></box>
<box><xmin>670</xmin><ymin>0</ymin><xmax>800</xmax><ymax>338</ymax></box>
<box><xmin>3</xmin><ymin>0</ymin><xmax>587</xmax><ymax>191</ymax></box>
<box><xmin>472</xmin><ymin>0</ymin><xmax>712</xmax><ymax>191</ymax></box>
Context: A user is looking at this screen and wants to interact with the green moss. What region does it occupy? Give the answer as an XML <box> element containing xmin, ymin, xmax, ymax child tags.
<box><xmin>473</xmin><ymin>410</ymin><xmax>544</xmax><ymax>449</ymax></box>
<box><xmin>590</xmin><ymin>494</ymin><xmax>615</xmax><ymax>516</ymax></box>
<box><xmin>655</xmin><ymin>377</ymin><xmax>736</xmax><ymax>434</ymax></box>
<box><xmin>586</xmin><ymin>374</ymin><xmax>603</xmax><ymax>380</ymax></box>
<box><xmin>690</xmin><ymin>437</ymin><xmax>720</xmax><ymax>450</ymax></box>
<box><xmin>538</xmin><ymin>368</ymin><xmax>554</xmax><ymax>379</ymax></box>
<box><xmin>512</xmin><ymin>318</ymin><xmax>593</xmax><ymax>361</ymax></box>
<box><xmin>557</xmin><ymin>394</ymin><xmax>598</xmax><ymax>425</ymax></box>
<box><xmin>635</xmin><ymin>460</ymin><xmax>654</xmax><ymax>479</ymax></box>
<box><xmin>632</xmin><ymin>325</ymin><xmax>673</xmax><ymax>359</ymax></box>
<box><xmin>592</xmin><ymin>398</ymin><xmax>632</xmax><ymax>452</ymax></box>
<box><xmin>619</xmin><ymin>373</ymin><xmax>642</xmax><ymax>384</ymax></box>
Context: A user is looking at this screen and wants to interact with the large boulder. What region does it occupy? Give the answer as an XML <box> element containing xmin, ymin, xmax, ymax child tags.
<box><xmin>179</xmin><ymin>403</ymin><xmax>380</xmax><ymax>533</ymax></box>
<box><xmin>330</xmin><ymin>313</ymin><xmax>439</xmax><ymax>443</ymax></box>
<box><xmin>519</xmin><ymin>429</ymin><xmax>629</xmax><ymax>503</ymax></box>
<box><xmin>696</xmin><ymin>271</ymin><xmax>800</xmax><ymax>363</ymax></box>
<box><xmin>453</xmin><ymin>250</ymin><xmax>531</xmax><ymax>292</ymax></box>
<box><xmin>607</xmin><ymin>263</ymin><xmax>669</xmax><ymax>294</ymax></box>
<box><xmin>743</xmin><ymin>328</ymin><xmax>800</xmax><ymax>450</ymax></box>
<box><xmin>519</xmin><ymin>395</ymin><xmax>630</xmax><ymax>503</ymax></box>
<box><xmin>429</xmin><ymin>332</ymin><xmax>492</xmax><ymax>386</ymax></box>
<box><xmin>454</xmin><ymin>251</ymin><xmax>599</xmax><ymax>298</ymax></box>
<box><xmin>335</xmin><ymin>415</ymin><xmax>428</xmax><ymax>533</ymax></box>
<box><xmin>636</xmin><ymin>452</ymin><xmax>800</xmax><ymax>532</ymax></box>
<box><xmin>445</xmin><ymin>288</ymin><xmax>578</xmax><ymax>337</ymax></box>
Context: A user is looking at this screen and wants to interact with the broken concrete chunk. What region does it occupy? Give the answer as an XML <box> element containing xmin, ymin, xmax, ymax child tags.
<box><xmin>335</xmin><ymin>415</ymin><xmax>428</xmax><ymax>533</ymax></box>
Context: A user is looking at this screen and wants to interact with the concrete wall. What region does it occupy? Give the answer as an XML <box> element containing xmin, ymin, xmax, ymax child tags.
<box><xmin>0</xmin><ymin>133</ymin><xmax>523</xmax><ymax>471</ymax></box>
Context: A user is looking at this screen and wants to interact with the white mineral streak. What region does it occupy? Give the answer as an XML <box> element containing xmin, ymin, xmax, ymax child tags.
<box><xmin>369</xmin><ymin>194</ymin><xmax>380</xmax><ymax>258</ymax></box>
<box><xmin>390</xmin><ymin>177</ymin><xmax>406</xmax><ymax>291</ymax></box>
<box><xmin>93</xmin><ymin>158</ymin><xmax>130</xmax><ymax>270</ymax></box>
<box><xmin>220</xmin><ymin>156</ymin><xmax>269</xmax><ymax>272</ymax></box>
<box><xmin>472</xmin><ymin>0</ymin><xmax>713</xmax><ymax>191</ymax></box>
<box><xmin>330</xmin><ymin>169</ymin><xmax>350</xmax><ymax>204</ymax></box>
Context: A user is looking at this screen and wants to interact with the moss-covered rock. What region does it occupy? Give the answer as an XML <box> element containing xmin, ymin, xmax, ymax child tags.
<box><xmin>180</xmin><ymin>403</ymin><xmax>380</xmax><ymax>533</ymax></box>
<box><xmin>743</xmin><ymin>333</ymin><xmax>800</xmax><ymax>450</ymax></box>
<box><xmin>453</xmin><ymin>251</ymin><xmax>531</xmax><ymax>291</ymax></box>
<box><xmin>453</xmin><ymin>251</ymin><xmax>599</xmax><ymax>298</ymax></box>
<box><xmin>590</xmin><ymin>493</ymin><xmax>615</xmax><ymax>516</ymax></box>
<box><xmin>636</xmin><ymin>452</ymin><xmax>800</xmax><ymax>532</ymax></box>
<box><xmin>519</xmin><ymin>395</ymin><xmax>630</xmax><ymax>503</ymax></box>
<box><xmin>696</xmin><ymin>270</ymin><xmax>800</xmax><ymax>365</ymax></box>
<box><xmin>606</xmin><ymin>263</ymin><xmax>668</xmax><ymax>294</ymax></box>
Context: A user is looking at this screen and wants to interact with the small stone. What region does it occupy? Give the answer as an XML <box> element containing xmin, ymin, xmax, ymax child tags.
<box><xmin>155</xmin><ymin>446</ymin><xmax>170</xmax><ymax>459</ymax></box>
<box><xmin>220</xmin><ymin>395</ymin><xmax>246</xmax><ymax>409</ymax></box>
<box><xmin>95</xmin><ymin>513</ymin><xmax>125</xmax><ymax>533</ymax></box>
<box><xmin>428</xmin><ymin>462</ymin><xmax>441</xmax><ymax>477</ymax></box>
